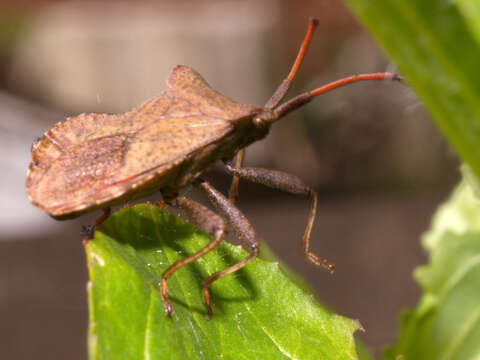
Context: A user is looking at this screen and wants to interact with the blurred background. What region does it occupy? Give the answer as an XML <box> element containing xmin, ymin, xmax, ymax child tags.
<box><xmin>0</xmin><ymin>0</ymin><xmax>460</xmax><ymax>358</ymax></box>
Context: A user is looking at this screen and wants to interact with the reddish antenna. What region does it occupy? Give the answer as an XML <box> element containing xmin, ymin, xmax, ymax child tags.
<box><xmin>262</xmin><ymin>18</ymin><xmax>402</xmax><ymax>122</ymax></box>
<box><xmin>265</xmin><ymin>18</ymin><xmax>319</xmax><ymax>109</ymax></box>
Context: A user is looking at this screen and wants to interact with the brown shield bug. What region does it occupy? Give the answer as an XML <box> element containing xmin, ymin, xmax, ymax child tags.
<box><xmin>26</xmin><ymin>19</ymin><xmax>401</xmax><ymax>317</ymax></box>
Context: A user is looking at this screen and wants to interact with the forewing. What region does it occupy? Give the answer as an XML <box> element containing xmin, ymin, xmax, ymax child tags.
<box><xmin>27</xmin><ymin>134</ymin><xmax>129</xmax><ymax>216</ymax></box>
<box><xmin>167</xmin><ymin>65</ymin><xmax>257</xmax><ymax>121</ymax></box>
<box><xmin>42</xmin><ymin>96</ymin><xmax>171</xmax><ymax>149</ymax></box>
<box><xmin>27</xmin><ymin>67</ymin><xmax>256</xmax><ymax>217</ymax></box>
<box><xmin>27</xmin><ymin>95</ymin><xmax>172</xmax><ymax>215</ymax></box>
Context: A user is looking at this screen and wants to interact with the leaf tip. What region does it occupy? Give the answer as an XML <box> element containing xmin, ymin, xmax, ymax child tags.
<box><xmin>355</xmin><ymin>319</ymin><xmax>365</xmax><ymax>332</ymax></box>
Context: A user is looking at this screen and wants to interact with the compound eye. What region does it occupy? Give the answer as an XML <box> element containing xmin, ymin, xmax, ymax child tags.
<box><xmin>253</xmin><ymin>116</ymin><xmax>264</xmax><ymax>127</ymax></box>
<box><xmin>253</xmin><ymin>110</ymin><xmax>274</xmax><ymax>127</ymax></box>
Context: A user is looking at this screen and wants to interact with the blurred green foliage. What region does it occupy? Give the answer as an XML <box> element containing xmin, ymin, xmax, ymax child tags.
<box><xmin>344</xmin><ymin>0</ymin><xmax>480</xmax><ymax>181</ymax></box>
<box><xmin>344</xmin><ymin>0</ymin><xmax>480</xmax><ymax>358</ymax></box>
<box><xmin>385</xmin><ymin>178</ymin><xmax>480</xmax><ymax>359</ymax></box>
<box><xmin>0</xmin><ymin>6</ymin><xmax>28</xmax><ymax>55</ymax></box>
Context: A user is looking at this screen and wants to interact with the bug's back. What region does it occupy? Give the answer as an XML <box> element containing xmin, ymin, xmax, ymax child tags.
<box><xmin>26</xmin><ymin>66</ymin><xmax>258</xmax><ymax>219</ymax></box>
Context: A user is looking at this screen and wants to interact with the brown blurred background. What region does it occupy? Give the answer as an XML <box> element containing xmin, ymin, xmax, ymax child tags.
<box><xmin>0</xmin><ymin>0</ymin><xmax>459</xmax><ymax>359</ymax></box>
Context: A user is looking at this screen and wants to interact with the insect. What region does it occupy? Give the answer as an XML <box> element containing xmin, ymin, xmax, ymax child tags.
<box><xmin>26</xmin><ymin>19</ymin><xmax>401</xmax><ymax>317</ymax></box>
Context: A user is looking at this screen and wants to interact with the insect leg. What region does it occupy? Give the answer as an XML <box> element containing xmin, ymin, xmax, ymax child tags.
<box><xmin>227</xmin><ymin>149</ymin><xmax>245</xmax><ymax>204</ymax></box>
<box><xmin>87</xmin><ymin>207</ymin><xmax>111</xmax><ymax>239</ymax></box>
<box><xmin>224</xmin><ymin>163</ymin><xmax>334</xmax><ymax>273</ymax></box>
<box><xmin>195</xmin><ymin>180</ymin><xmax>259</xmax><ymax>318</ymax></box>
<box><xmin>160</xmin><ymin>197</ymin><xmax>226</xmax><ymax>317</ymax></box>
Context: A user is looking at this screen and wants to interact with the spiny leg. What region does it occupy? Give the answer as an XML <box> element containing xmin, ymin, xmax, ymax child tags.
<box><xmin>228</xmin><ymin>149</ymin><xmax>245</xmax><ymax>204</ymax></box>
<box><xmin>160</xmin><ymin>196</ymin><xmax>226</xmax><ymax>317</ymax></box>
<box><xmin>224</xmin><ymin>163</ymin><xmax>334</xmax><ymax>273</ymax></box>
<box><xmin>195</xmin><ymin>180</ymin><xmax>260</xmax><ymax>317</ymax></box>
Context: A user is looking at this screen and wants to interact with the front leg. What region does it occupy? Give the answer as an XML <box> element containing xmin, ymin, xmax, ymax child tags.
<box><xmin>84</xmin><ymin>207</ymin><xmax>111</xmax><ymax>240</ymax></box>
<box><xmin>224</xmin><ymin>163</ymin><xmax>334</xmax><ymax>273</ymax></box>
<box><xmin>227</xmin><ymin>149</ymin><xmax>245</xmax><ymax>204</ymax></box>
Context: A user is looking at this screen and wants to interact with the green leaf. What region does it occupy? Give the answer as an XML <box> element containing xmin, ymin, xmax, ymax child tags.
<box><xmin>86</xmin><ymin>204</ymin><xmax>361</xmax><ymax>359</ymax></box>
<box><xmin>455</xmin><ymin>0</ymin><xmax>480</xmax><ymax>43</ymax></box>
<box><xmin>339</xmin><ymin>2</ymin><xmax>480</xmax><ymax>357</ymax></box>
<box><xmin>342</xmin><ymin>0</ymin><xmax>480</xmax><ymax>180</ymax></box>
<box><xmin>384</xmin><ymin>180</ymin><xmax>480</xmax><ymax>359</ymax></box>
<box><xmin>356</xmin><ymin>342</ymin><xmax>375</xmax><ymax>360</ymax></box>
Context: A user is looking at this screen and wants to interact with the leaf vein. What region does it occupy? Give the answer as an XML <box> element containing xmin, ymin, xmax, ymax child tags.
<box><xmin>439</xmin><ymin>302</ymin><xmax>480</xmax><ymax>360</ymax></box>
<box><xmin>143</xmin><ymin>289</ymin><xmax>155</xmax><ymax>360</ymax></box>
<box><xmin>243</xmin><ymin>302</ymin><xmax>298</xmax><ymax>360</ymax></box>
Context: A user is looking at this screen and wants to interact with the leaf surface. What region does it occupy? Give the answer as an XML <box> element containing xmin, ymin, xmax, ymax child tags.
<box><xmin>86</xmin><ymin>204</ymin><xmax>360</xmax><ymax>359</ymax></box>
